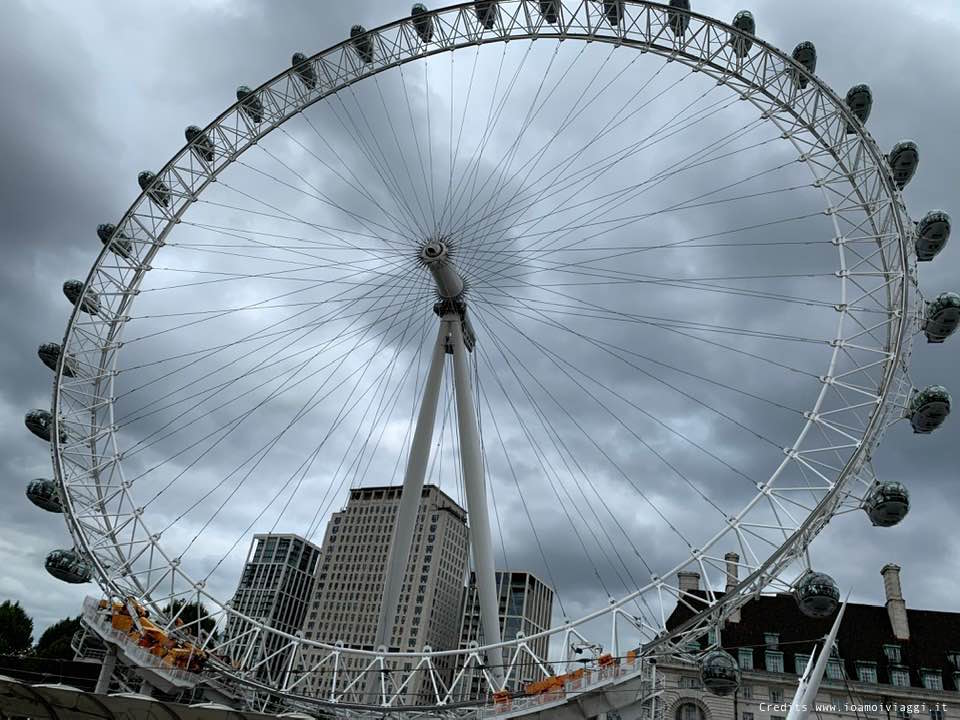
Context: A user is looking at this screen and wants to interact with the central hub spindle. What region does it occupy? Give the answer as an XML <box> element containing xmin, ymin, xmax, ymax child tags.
<box><xmin>420</xmin><ymin>240</ymin><xmax>464</xmax><ymax>299</ymax></box>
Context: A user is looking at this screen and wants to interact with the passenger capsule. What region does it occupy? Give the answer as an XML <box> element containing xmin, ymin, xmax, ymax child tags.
<box><xmin>844</xmin><ymin>84</ymin><xmax>873</xmax><ymax>133</ymax></box>
<box><xmin>412</xmin><ymin>4</ymin><xmax>435</xmax><ymax>41</ymax></box>
<box><xmin>603</xmin><ymin>0</ymin><xmax>624</xmax><ymax>27</ymax></box>
<box><xmin>700</xmin><ymin>649</ymin><xmax>740</xmax><ymax>696</ymax></box>
<box><xmin>351</xmin><ymin>25</ymin><xmax>375</xmax><ymax>64</ymax></box>
<box><xmin>791</xmin><ymin>41</ymin><xmax>816</xmax><ymax>89</ymax></box>
<box><xmin>97</xmin><ymin>223</ymin><xmax>133</xmax><ymax>259</ymax></box>
<box><xmin>63</xmin><ymin>280</ymin><xmax>100</xmax><ymax>315</ymax></box>
<box><xmin>26</xmin><ymin>479</ymin><xmax>63</xmax><ymax>513</ymax></box>
<box><xmin>474</xmin><ymin>2</ymin><xmax>497</xmax><ymax>30</ymax></box>
<box><xmin>730</xmin><ymin>10</ymin><xmax>755</xmax><ymax>58</ymax></box>
<box><xmin>795</xmin><ymin>571</ymin><xmax>840</xmax><ymax>618</ymax></box>
<box><xmin>915</xmin><ymin>210</ymin><xmax>951</xmax><ymax>261</ymax></box>
<box><xmin>185</xmin><ymin>125</ymin><xmax>215</xmax><ymax>163</ymax></box>
<box><xmin>909</xmin><ymin>385</ymin><xmax>951</xmax><ymax>434</ymax></box>
<box><xmin>45</xmin><ymin>549</ymin><xmax>92</xmax><ymax>584</ymax></box>
<box><xmin>25</xmin><ymin>410</ymin><xmax>66</xmax><ymax>443</ymax></box>
<box><xmin>668</xmin><ymin>0</ymin><xmax>690</xmax><ymax>37</ymax></box>
<box><xmin>138</xmin><ymin>170</ymin><xmax>171</xmax><ymax>208</ymax></box>
<box><xmin>38</xmin><ymin>343</ymin><xmax>77</xmax><ymax>377</ymax></box>
<box><xmin>888</xmin><ymin>140</ymin><xmax>919</xmax><ymax>190</ymax></box>
<box><xmin>237</xmin><ymin>85</ymin><xmax>264</xmax><ymax>124</ymax></box>
<box><xmin>291</xmin><ymin>52</ymin><xmax>317</xmax><ymax>89</ymax></box>
<box><xmin>924</xmin><ymin>292</ymin><xmax>960</xmax><ymax>343</ymax></box>
<box><xmin>864</xmin><ymin>481</ymin><xmax>909</xmax><ymax>527</ymax></box>
<box><xmin>538</xmin><ymin>0</ymin><xmax>559</xmax><ymax>24</ymax></box>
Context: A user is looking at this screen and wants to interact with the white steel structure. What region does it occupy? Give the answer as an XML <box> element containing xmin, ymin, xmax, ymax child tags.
<box><xmin>28</xmin><ymin>0</ymin><xmax>956</xmax><ymax>715</ymax></box>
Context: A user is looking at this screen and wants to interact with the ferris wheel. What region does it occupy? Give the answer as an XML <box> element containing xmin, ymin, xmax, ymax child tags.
<box><xmin>23</xmin><ymin>0</ymin><xmax>957</xmax><ymax>713</ymax></box>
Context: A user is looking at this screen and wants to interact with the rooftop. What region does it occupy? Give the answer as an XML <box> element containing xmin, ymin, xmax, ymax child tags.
<box><xmin>667</xmin><ymin>590</ymin><xmax>960</xmax><ymax>690</ymax></box>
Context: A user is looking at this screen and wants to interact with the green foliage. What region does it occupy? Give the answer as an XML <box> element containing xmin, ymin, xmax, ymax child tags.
<box><xmin>161</xmin><ymin>599</ymin><xmax>217</xmax><ymax>639</ymax></box>
<box><xmin>0</xmin><ymin>600</ymin><xmax>34</xmax><ymax>655</ymax></box>
<box><xmin>35</xmin><ymin>615</ymin><xmax>82</xmax><ymax>659</ymax></box>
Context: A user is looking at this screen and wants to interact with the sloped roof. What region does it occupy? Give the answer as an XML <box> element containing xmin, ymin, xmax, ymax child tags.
<box><xmin>666</xmin><ymin>591</ymin><xmax>960</xmax><ymax>690</ymax></box>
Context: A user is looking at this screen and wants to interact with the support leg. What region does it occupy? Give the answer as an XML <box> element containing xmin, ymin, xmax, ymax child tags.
<box><xmin>95</xmin><ymin>645</ymin><xmax>117</xmax><ymax>694</ymax></box>
<box><xmin>449</xmin><ymin>317</ymin><xmax>505</xmax><ymax>685</ymax></box>
<box><xmin>367</xmin><ymin>321</ymin><xmax>448</xmax><ymax>699</ymax></box>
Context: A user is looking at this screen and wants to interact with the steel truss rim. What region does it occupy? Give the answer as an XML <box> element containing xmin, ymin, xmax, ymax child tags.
<box><xmin>50</xmin><ymin>0</ymin><xmax>914</xmax><ymax>705</ymax></box>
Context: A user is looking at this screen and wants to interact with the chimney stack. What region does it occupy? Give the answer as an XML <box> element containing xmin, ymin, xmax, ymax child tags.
<box><xmin>725</xmin><ymin>552</ymin><xmax>740</xmax><ymax>592</ymax></box>
<box><xmin>725</xmin><ymin>552</ymin><xmax>741</xmax><ymax>624</ymax></box>
<box><xmin>678</xmin><ymin>571</ymin><xmax>701</xmax><ymax>593</ymax></box>
<box><xmin>881</xmin><ymin>563</ymin><xmax>910</xmax><ymax>640</ymax></box>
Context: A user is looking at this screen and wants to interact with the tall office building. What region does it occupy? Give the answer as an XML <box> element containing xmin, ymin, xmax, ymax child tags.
<box><xmin>222</xmin><ymin>533</ymin><xmax>321</xmax><ymax>684</ymax></box>
<box><xmin>458</xmin><ymin>570</ymin><xmax>555</xmax><ymax>699</ymax></box>
<box><xmin>299</xmin><ymin>484</ymin><xmax>470</xmax><ymax>702</ymax></box>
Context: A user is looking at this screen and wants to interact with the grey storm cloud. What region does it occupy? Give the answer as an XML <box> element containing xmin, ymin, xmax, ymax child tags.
<box><xmin>0</xmin><ymin>0</ymin><xmax>958</xmax><ymax>658</ymax></box>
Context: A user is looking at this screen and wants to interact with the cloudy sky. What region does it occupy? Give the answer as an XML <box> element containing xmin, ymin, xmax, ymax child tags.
<box><xmin>1</xmin><ymin>0</ymin><xmax>957</xmax><ymax>666</ymax></box>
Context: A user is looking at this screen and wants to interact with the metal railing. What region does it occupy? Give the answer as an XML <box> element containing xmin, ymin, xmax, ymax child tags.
<box><xmin>81</xmin><ymin>597</ymin><xmax>200</xmax><ymax>688</ymax></box>
<box><xmin>477</xmin><ymin>656</ymin><xmax>662</xmax><ymax>718</ymax></box>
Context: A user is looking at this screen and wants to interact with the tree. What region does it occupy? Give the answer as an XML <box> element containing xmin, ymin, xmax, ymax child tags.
<box><xmin>35</xmin><ymin>615</ymin><xmax>82</xmax><ymax>659</ymax></box>
<box><xmin>0</xmin><ymin>600</ymin><xmax>34</xmax><ymax>655</ymax></box>
<box><xmin>161</xmin><ymin>600</ymin><xmax>217</xmax><ymax>640</ymax></box>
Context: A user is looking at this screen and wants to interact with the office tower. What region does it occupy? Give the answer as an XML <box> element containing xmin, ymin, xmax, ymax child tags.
<box><xmin>300</xmin><ymin>485</ymin><xmax>469</xmax><ymax>703</ymax></box>
<box><xmin>223</xmin><ymin>533</ymin><xmax>321</xmax><ymax>684</ymax></box>
<box><xmin>459</xmin><ymin>570</ymin><xmax>555</xmax><ymax>699</ymax></box>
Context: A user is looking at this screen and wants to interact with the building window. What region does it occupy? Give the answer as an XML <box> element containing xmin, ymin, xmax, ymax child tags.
<box><xmin>795</xmin><ymin>654</ymin><xmax>810</xmax><ymax>676</ymax></box>
<box><xmin>857</xmin><ymin>662</ymin><xmax>878</xmax><ymax>683</ymax></box>
<box><xmin>922</xmin><ymin>670</ymin><xmax>944</xmax><ymax>690</ymax></box>
<box><xmin>769</xmin><ymin>688</ymin><xmax>784</xmax><ymax>703</ymax></box>
<box><xmin>676</xmin><ymin>703</ymin><xmax>704</xmax><ymax>720</ymax></box>
<box><xmin>930</xmin><ymin>710</ymin><xmax>945</xmax><ymax>720</ymax></box>
<box><xmin>826</xmin><ymin>659</ymin><xmax>845</xmax><ymax>681</ymax></box>
<box><xmin>766</xmin><ymin>651</ymin><xmax>784</xmax><ymax>674</ymax></box>
<box><xmin>948</xmin><ymin>652</ymin><xmax>960</xmax><ymax>670</ymax></box>
<box><xmin>741</xmin><ymin>685</ymin><xmax>753</xmax><ymax>699</ymax></box>
<box><xmin>890</xmin><ymin>666</ymin><xmax>910</xmax><ymax>687</ymax></box>
<box><xmin>680</xmin><ymin>676</ymin><xmax>701</xmax><ymax>689</ymax></box>
<box><xmin>743</xmin><ymin>714</ymin><xmax>754</xmax><ymax>720</ymax></box>
<box><xmin>884</xmin><ymin>644</ymin><xmax>902</xmax><ymax>664</ymax></box>
<box><xmin>765</xmin><ymin>633</ymin><xmax>780</xmax><ymax>649</ymax></box>
<box><xmin>739</xmin><ymin>648</ymin><xmax>754</xmax><ymax>670</ymax></box>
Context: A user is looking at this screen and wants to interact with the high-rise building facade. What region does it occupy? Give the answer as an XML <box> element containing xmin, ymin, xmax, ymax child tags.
<box><xmin>299</xmin><ymin>484</ymin><xmax>470</xmax><ymax>702</ymax></box>
<box><xmin>458</xmin><ymin>570</ymin><xmax>555</xmax><ymax>699</ymax></box>
<box><xmin>222</xmin><ymin>533</ymin><xmax>321</xmax><ymax>684</ymax></box>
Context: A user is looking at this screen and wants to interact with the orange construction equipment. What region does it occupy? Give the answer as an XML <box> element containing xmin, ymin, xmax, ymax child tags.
<box><xmin>111</xmin><ymin>613</ymin><xmax>134</xmax><ymax>632</ymax></box>
<box><xmin>598</xmin><ymin>653</ymin><xmax>618</xmax><ymax>668</ymax></box>
<box><xmin>526</xmin><ymin>675</ymin><xmax>566</xmax><ymax>695</ymax></box>
<box><xmin>525</xmin><ymin>679</ymin><xmax>547</xmax><ymax>695</ymax></box>
<box><xmin>493</xmin><ymin>690</ymin><xmax>513</xmax><ymax>710</ymax></box>
<box><xmin>164</xmin><ymin>646</ymin><xmax>200</xmax><ymax>670</ymax></box>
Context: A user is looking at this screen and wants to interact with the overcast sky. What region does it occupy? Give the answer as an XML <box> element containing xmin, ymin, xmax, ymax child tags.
<box><xmin>1</xmin><ymin>0</ymin><xmax>957</xmax><ymax>659</ymax></box>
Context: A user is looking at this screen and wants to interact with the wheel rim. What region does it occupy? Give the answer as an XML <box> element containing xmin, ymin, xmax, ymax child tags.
<box><xmin>50</xmin><ymin>1</ymin><xmax>916</xmax><ymax>709</ymax></box>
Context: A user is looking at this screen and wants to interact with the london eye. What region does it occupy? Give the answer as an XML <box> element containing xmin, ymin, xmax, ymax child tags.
<box><xmin>23</xmin><ymin>1</ymin><xmax>956</xmax><ymax>714</ymax></box>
